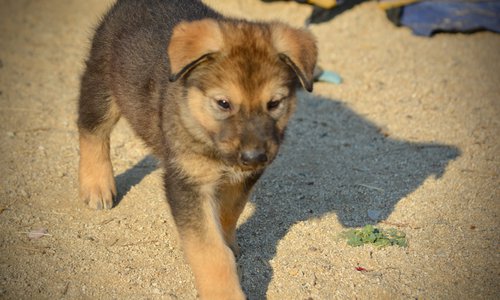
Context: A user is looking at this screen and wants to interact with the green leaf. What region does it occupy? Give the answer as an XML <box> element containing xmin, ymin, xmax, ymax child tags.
<box><xmin>342</xmin><ymin>225</ymin><xmax>407</xmax><ymax>248</ymax></box>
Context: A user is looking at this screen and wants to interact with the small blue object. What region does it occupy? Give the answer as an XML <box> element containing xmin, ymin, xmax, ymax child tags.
<box><xmin>317</xmin><ymin>70</ymin><xmax>342</xmax><ymax>84</ymax></box>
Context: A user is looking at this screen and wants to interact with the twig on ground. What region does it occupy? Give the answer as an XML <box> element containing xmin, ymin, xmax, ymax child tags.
<box><xmin>120</xmin><ymin>240</ymin><xmax>158</xmax><ymax>247</ymax></box>
<box><xmin>356</xmin><ymin>183</ymin><xmax>384</xmax><ymax>192</ymax></box>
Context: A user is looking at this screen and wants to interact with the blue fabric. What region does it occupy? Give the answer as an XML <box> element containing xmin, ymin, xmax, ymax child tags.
<box><xmin>399</xmin><ymin>1</ymin><xmax>500</xmax><ymax>36</ymax></box>
<box><xmin>318</xmin><ymin>70</ymin><xmax>342</xmax><ymax>84</ymax></box>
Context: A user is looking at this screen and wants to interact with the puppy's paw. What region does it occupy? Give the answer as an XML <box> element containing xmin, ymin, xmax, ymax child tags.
<box><xmin>79</xmin><ymin>165</ymin><xmax>116</xmax><ymax>210</ymax></box>
<box><xmin>80</xmin><ymin>182</ymin><xmax>116</xmax><ymax>210</ymax></box>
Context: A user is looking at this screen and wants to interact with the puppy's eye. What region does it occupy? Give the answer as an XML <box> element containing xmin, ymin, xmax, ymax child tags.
<box><xmin>216</xmin><ymin>99</ymin><xmax>231</xmax><ymax>111</ymax></box>
<box><xmin>267</xmin><ymin>99</ymin><xmax>281</xmax><ymax>111</ymax></box>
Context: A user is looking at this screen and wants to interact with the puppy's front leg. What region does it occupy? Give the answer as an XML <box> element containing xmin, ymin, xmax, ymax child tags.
<box><xmin>218</xmin><ymin>173</ymin><xmax>262</xmax><ymax>256</ymax></box>
<box><xmin>165</xmin><ymin>175</ymin><xmax>245</xmax><ymax>300</ymax></box>
<box><xmin>182</xmin><ymin>202</ymin><xmax>245</xmax><ymax>300</ymax></box>
<box><xmin>218</xmin><ymin>183</ymin><xmax>249</xmax><ymax>256</ymax></box>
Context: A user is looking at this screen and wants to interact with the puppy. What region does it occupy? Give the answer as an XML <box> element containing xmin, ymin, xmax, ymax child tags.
<box><xmin>78</xmin><ymin>0</ymin><xmax>317</xmax><ymax>298</ymax></box>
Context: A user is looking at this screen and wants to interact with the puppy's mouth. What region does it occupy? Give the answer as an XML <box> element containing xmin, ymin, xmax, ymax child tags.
<box><xmin>237</xmin><ymin>162</ymin><xmax>267</xmax><ymax>172</ymax></box>
<box><xmin>220</xmin><ymin>152</ymin><xmax>272</xmax><ymax>172</ymax></box>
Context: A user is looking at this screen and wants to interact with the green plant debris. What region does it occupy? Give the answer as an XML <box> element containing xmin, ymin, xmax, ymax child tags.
<box><xmin>343</xmin><ymin>225</ymin><xmax>407</xmax><ymax>248</ymax></box>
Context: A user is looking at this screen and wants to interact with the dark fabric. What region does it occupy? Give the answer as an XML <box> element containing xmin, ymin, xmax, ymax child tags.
<box><xmin>399</xmin><ymin>1</ymin><xmax>500</xmax><ymax>36</ymax></box>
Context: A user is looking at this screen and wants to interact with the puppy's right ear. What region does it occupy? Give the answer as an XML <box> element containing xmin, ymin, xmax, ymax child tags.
<box><xmin>168</xmin><ymin>19</ymin><xmax>223</xmax><ymax>82</ymax></box>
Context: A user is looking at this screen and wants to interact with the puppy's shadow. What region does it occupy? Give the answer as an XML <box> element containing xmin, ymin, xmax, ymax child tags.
<box><xmin>238</xmin><ymin>93</ymin><xmax>460</xmax><ymax>298</ymax></box>
<box><xmin>114</xmin><ymin>155</ymin><xmax>159</xmax><ymax>206</ymax></box>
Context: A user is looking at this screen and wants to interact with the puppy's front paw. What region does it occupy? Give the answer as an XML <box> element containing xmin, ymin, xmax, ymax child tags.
<box><xmin>78</xmin><ymin>133</ymin><xmax>116</xmax><ymax>210</ymax></box>
<box><xmin>79</xmin><ymin>180</ymin><xmax>116</xmax><ymax>210</ymax></box>
<box><xmin>79</xmin><ymin>162</ymin><xmax>116</xmax><ymax>210</ymax></box>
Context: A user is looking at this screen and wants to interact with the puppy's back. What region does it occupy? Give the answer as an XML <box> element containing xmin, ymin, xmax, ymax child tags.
<box><xmin>82</xmin><ymin>0</ymin><xmax>221</xmax><ymax>151</ymax></box>
<box><xmin>88</xmin><ymin>0</ymin><xmax>221</xmax><ymax>86</ymax></box>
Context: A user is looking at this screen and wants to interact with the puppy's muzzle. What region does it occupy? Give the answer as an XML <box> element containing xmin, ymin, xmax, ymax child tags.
<box><xmin>239</xmin><ymin>148</ymin><xmax>268</xmax><ymax>169</ymax></box>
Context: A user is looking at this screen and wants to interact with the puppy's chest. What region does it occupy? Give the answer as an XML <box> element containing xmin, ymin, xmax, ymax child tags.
<box><xmin>221</xmin><ymin>166</ymin><xmax>255</xmax><ymax>185</ymax></box>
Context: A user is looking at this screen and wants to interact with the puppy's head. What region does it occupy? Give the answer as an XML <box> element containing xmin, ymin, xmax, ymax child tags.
<box><xmin>168</xmin><ymin>19</ymin><xmax>317</xmax><ymax>171</ymax></box>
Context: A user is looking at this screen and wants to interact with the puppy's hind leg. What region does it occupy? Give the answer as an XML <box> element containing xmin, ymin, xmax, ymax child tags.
<box><xmin>77</xmin><ymin>67</ymin><xmax>120</xmax><ymax>210</ymax></box>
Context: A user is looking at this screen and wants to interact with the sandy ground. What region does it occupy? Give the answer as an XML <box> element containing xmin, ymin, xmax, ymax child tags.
<box><xmin>0</xmin><ymin>0</ymin><xmax>499</xmax><ymax>299</ymax></box>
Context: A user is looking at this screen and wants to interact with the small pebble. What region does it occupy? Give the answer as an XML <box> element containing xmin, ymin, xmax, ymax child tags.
<box><xmin>19</xmin><ymin>189</ymin><xmax>29</xmax><ymax>198</ymax></box>
<box><xmin>317</xmin><ymin>70</ymin><xmax>342</xmax><ymax>84</ymax></box>
<box><xmin>28</xmin><ymin>228</ymin><xmax>49</xmax><ymax>239</ymax></box>
<box><xmin>367</xmin><ymin>209</ymin><xmax>381</xmax><ymax>221</ymax></box>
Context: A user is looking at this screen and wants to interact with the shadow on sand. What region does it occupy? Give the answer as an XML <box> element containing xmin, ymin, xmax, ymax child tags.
<box><xmin>113</xmin><ymin>92</ymin><xmax>459</xmax><ymax>298</ymax></box>
<box><xmin>114</xmin><ymin>155</ymin><xmax>158</xmax><ymax>206</ymax></box>
<box><xmin>237</xmin><ymin>93</ymin><xmax>459</xmax><ymax>298</ymax></box>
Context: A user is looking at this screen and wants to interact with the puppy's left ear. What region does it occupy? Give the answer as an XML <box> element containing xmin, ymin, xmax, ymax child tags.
<box><xmin>168</xmin><ymin>19</ymin><xmax>223</xmax><ymax>81</ymax></box>
<box><xmin>272</xmin><ymin>24</ymin><xmax>318</xmax><ymax>92</ymax></box>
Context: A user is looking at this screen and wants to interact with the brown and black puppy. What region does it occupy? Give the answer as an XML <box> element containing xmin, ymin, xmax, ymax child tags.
<box><xmin>78</xmin><ymin>0</ymin><xmax>317</xmax><ymax>298</ymax></box>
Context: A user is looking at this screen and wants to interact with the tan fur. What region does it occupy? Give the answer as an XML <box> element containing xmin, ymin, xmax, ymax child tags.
<box><xmin>79</xmin><ymin>134</ymin><xmax>116</xmax><ymax>209</ymax></box>
<box><xmin>218</xmin><ymin>182</ymin><xmax>247</xmax><ymax>254</ymax></box>
<box><xmin>174</xmin><ymin>152</ymin><xmax>222</xmax><ymax>185</ymax></box>
<box><xmin>184</xmin><ymin>87</ymin><xmax>222</xmax><ymax>139</ymax></box>
<box><xmin>271</xmin><ymin>23</ymin><xmax>317</xmax><ymax>90</ymax></box>
<box><xmin>168</xmin><ymin>19</ymin><xmax>223</xmax><ymax>76</ymax></box>
<box><xmin>181</xmin><ymin>196</ymin><xmax>245</xmax><ymax>300</ymax></box>
<box><xmin>79</xmin><ymin>101</ymin><xmax>120</xmax><ymax>209</ymax></box>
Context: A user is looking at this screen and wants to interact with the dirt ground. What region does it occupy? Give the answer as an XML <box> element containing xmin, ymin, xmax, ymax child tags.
<box><xmin>0</xmin><ymin>0</ymin><xmax>499</xmax><ymax>299</ymax></box>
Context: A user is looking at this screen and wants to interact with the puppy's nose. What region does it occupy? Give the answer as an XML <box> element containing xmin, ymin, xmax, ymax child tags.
<box><xmin>240</xmin><ymin>149</ymin><xmax>268</xmax><ymax>167</ymax></box>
